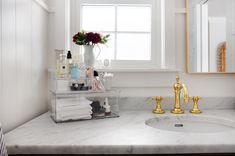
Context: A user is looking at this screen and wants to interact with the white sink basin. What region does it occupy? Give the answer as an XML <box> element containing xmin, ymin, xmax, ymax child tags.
<box><xmin>145</xmin><ymin>115</ymin><xmax>235</xmax><ymax>133</ymax></box>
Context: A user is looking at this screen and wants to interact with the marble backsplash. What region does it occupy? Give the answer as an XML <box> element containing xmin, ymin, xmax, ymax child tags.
<box><xmin>118</xmin><ymin>97</ymin><xmax>235</xmax><ymax>111</ymax></box>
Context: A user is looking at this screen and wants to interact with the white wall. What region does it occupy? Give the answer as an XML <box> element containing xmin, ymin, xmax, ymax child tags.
<box><xmin>41</xmin><ymin>0</ymin><xmax>48</xmax><ymax>5</ymax></box>
<box><xmin>48</xmin><ymin>0</ymin><xmax>235</xmax><ymax>97</ymax></box>
<box><xmin>0</xmin><ymin>0</ymin><xmax>48</xmax><ymax>132</ymax></box>
<box><xmin>47</xmin><ymin>0</ymin><xmax>66</xmax><ymax>69</ymax></box>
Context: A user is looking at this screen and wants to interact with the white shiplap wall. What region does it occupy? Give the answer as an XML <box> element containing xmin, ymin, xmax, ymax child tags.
<box><xmin>0</xmin><ymin>0</ymin><xmax>48</xmax><ymax>132</ymax></box>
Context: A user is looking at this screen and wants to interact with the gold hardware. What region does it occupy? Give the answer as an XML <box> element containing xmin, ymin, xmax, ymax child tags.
<box><xmin>171</xmin><ymin>75</ymin><xmax>190</xmax><ymax>114</ymax></box>
<box><xmin>190</xmin><ymin>96</ymin><xmax>202</xmax><ymax>114</ymax></box>
<box><xmin>152</xmin><ymin>96</ymin><xmax>165</xmax><ymax>114</ymax></box>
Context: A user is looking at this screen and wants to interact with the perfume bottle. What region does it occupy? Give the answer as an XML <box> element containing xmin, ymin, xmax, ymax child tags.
<box><xmin>104</xmin><ymin>98</ymin><xmax>111</xmax><ymax>116</ymax></box>
<box><xmin>71</xmin><ymin>64</ymin><xmax>80</xmax><ymax>80</ymax></box>
<box><xmin>67</xmin><ymin>51</ymin><xmax>73</xmax><ymax>74</ymax></box>
<box><xmin>67</xmin><ymin>51</ymin><xmax>72</xmax><ymax>64</ymax></box>
<box><xmin>57</xmin><ymin>54</ymin><xmax>69</xmax><ymax>78</ymax></box>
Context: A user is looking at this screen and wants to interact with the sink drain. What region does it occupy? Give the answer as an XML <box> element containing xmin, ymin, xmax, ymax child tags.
<box><xmin>175</xmin><ymin>124</ymin><xmax>184</xmax><ymax>127</ymax></box>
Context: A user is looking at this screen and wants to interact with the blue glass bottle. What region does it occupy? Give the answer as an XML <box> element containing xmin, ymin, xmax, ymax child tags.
<box><xmin>71</xmin><ymin>64</ymin><xmax>80</xmax><ymax>80</ymax></box>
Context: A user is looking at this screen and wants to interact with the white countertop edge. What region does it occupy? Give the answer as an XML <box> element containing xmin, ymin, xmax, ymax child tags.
<box><xmin>6</xmin><ymin>144</ymin><xmax>235</xmax><ymax>155</ymax></box>
<box><xmin>5</xmin><ymin>110</ymin><xmax>235</xmax><ymax>154</ymax></box>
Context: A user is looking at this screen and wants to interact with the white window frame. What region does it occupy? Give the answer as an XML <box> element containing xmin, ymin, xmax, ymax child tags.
<box><xmin>72</xmin><ymin>0</ymin><xmax>165</xmax><ymax>69</ymax></box>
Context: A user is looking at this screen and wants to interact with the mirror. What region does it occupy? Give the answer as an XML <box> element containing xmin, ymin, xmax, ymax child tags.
<box><xmin>186</xmin><ymin>0</ymin><xmax>235</xmax><ymax>73</ymax></box>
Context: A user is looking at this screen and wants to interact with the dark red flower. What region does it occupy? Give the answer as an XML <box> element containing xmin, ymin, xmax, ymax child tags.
<box><xmin>93</xmin><ymin>33</ymin><xmax>102</xmax><ymax>44</ymax></box>
<box><xmin>86</xmin><ymin>32</ymin><xmax>102</xmax><ymax>44</ymax></box>
<box><xmin>72</xmin><ymin>33</ymin><xmax>79</xmax><ymax>43</ymax></box>
<box><xmin>72</xmin><ymin>31</ymin><xmax>108</xmax><ymax>45</ymax></box>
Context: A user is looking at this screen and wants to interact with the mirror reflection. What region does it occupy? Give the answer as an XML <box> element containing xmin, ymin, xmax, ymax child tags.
<box><xmin>187</xmin><ymin>0</ymin><xmax>235</xmax><ymax>73</ymax></box>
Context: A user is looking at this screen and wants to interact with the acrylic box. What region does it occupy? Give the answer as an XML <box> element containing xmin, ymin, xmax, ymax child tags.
<box><xmin>49</xmin><ymin>90</ymin><xmax>119</xmax><ymax>123</ymax></box>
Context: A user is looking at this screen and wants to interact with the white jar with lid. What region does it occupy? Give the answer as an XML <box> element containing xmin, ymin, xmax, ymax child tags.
<box><xmin>104</xmin><ymin>73</ymin><xmax>113</xmax><ymax>91</ymax></box>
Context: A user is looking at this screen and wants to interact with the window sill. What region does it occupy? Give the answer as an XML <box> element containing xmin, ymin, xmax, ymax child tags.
<box><xmin>48</xmin><ymin>68</ymin><xmax>179</xmax><ymax>73</ymax></box>
<box><xmin>96</xmin><ymin>68</ymin><xmax>179</xmax><ymax>73</ymax></box>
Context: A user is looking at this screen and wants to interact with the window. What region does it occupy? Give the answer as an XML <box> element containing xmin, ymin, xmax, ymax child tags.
<box><xmin>78</xmin><ymin>0</ymin><xmax>163</xmax><ymax>69</ymax></box>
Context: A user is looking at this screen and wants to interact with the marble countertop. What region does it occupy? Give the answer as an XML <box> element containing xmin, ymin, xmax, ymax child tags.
<box><xmin>5</xmin><ymin>110</ymin><xmax>235</xmax><ymax>154</ymax></box>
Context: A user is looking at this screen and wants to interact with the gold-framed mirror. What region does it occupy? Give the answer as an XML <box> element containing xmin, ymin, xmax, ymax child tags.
<box><xmin>186</xmin><ymin>0</ymin><xmax>235</xmax><ymax>74</ymax></box>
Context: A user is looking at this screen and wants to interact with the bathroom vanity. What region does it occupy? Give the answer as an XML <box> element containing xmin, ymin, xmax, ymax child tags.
<box><xmin>4</xmin><ymin>97</ymin><xmax>235</xmax><ymax>155</ymax></box>
<box><xmin>3</xmin><ymin>1</ymin><xmax>235</xmax><ymax>155</ymax></box>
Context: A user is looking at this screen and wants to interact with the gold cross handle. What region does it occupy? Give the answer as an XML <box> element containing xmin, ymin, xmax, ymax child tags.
<box><xmin>190</xmin><ymin>96</ymin><xmax>202</xmax><ymax>114</ymax></box>
<box><xmin>152</xmin><ymin>96</ymin><xmax>165</xmax><ymax>114</ymax></box>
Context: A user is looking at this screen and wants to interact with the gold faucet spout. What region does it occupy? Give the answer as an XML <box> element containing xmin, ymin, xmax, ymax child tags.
<box><xmin>182</xmin><ymin>83</ymin><xmax>189</xmax><ymax>103</ymax></box>
<box><xmin>171</xmin><ymin>75</ymin><xmax>189</xmax><ymax>114</ymax></box>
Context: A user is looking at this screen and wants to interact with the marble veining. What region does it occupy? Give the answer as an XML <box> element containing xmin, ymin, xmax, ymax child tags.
<box><xmin>5</xmin><ymin>110</ymin><xmax>235</xmax><ymax>154</ymax></box>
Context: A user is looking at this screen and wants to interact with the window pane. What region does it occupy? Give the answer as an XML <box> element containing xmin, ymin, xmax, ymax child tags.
<box><xmin>96</xmin><ymin>33</ymin><xmax>115</xmax><ymax>60</ymax></box>
<box><xmin>117</xmin><ymin>6</ymin><xmax>151</xmax><ymax>32</ymax></box>
<box><xmin>82</xmin><ymin>6</ymin><xmax>115</xmax><ymax>31</ymax></box>
<box><xmin>116</xmin><ymin>33</ymin><xmax>151</xmax><ymax>60</ymax></box>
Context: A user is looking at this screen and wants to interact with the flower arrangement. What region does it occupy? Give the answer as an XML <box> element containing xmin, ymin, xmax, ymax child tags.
<box><xmin>73</xmin><ymin>31</ymin><xmax>110</xmax><ymax>46</ymax></box>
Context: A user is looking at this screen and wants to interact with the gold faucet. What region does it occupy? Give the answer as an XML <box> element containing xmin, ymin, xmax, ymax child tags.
<box><xmin>171</xmin><ymin>75</ymin><xmax>190</xmax><ymax>114</ymax></box>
